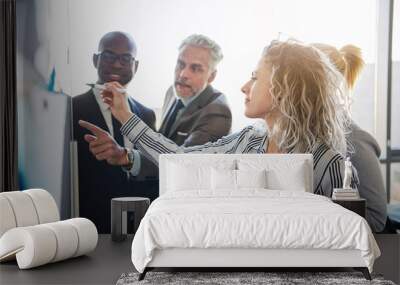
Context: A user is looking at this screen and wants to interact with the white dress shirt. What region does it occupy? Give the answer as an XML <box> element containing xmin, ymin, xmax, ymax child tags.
<box><xmin>93</xmin><ymin>87</ymin><xmax>140</xmax><ymax>176</ymax></box>
<box><xmin>128</xmin><ymin>87</ymin><xmax>204</xmax><ymax>176</ymax></box>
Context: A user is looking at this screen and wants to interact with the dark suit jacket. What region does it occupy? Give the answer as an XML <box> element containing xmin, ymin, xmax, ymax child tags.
<box><xmin>159</xmin><ymin>85</ymin><xmax>232</xmax><ymax>146</ymax></box>
<box><xmin>72</xmin><ymin>89</ymin><xmax>157</xmax><ymax>233</ymax></box>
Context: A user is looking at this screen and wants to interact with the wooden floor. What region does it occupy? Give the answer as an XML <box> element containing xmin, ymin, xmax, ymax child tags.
<box><xmin>1</xmin><ymin>234</ymin><xmax>398</xmax><ymax>284</ymax></box>
<box><xmin>0</xmin><ymin>235</ymin><xmax>134</xmax><ymax>285</ymax></box>
<box><xmin>373</xmin><ymin>234</ymin><xmax>400</xmax><ymax>284</ymax></box>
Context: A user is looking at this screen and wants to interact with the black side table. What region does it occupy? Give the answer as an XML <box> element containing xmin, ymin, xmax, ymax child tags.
<box><xmin>111</xmin><ymin>197</ymin><xmax>150</xmax><ymax>242</ymax></box>
<box><xmin>332</xmin><ymin>198</ymin><xmax>366</xmax><ymax>218</ymax></box>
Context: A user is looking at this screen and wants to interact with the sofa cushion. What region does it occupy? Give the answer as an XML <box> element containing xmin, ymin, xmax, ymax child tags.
<box><xmin>0</xmin><ymin>218</ymin><xmax>97</xmax><ymax>269</ymax></box>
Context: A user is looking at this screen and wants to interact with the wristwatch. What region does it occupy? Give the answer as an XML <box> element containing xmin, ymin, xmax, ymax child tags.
<box><xmin>122</xmin><ymin>148</ymin><xmax>134</xmax><ymax>171</ymax></box>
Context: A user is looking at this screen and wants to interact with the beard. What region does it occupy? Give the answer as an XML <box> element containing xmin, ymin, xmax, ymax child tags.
<box><xmin>174</xmin><ymin>81</ymin><xmax>207</xmax><ymax>98</ymax></box>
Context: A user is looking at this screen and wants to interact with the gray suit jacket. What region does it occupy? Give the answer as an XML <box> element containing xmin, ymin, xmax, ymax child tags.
<box><xmin>348</xmin><ymin>122</ymin><xmax>387</xmax><ymax>232</ymax></box>
<box><xmin>159</xmin><ymin>85</ymin><xmax>232</xmax><ymax>146</ymax></box>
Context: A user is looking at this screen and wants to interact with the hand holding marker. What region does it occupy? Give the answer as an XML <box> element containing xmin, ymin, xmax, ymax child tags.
<box><xmin>86</xmin><ymin>83</ymin><xmax>127</xmax><ymax>94</ymax></box>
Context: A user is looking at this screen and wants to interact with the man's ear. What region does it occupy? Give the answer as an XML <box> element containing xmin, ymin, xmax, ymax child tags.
<box><xmin>134</xmin><ymin>60</ymin><xmax>139</xmax><ymax>73</ymax></box>
<box><xmin>208</xmin><ymin>70</ymin><xmax>217</xmax><ymax>84</ymax></box>
<box><xmin>93</xmin><ymin>54</ymin><xmax>99</xmax><ymax>68</ymax></box>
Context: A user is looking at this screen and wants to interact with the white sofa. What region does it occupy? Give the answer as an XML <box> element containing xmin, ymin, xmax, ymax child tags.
<box><xmin>0</xmin><ymin>189</ymin><xmax>98</xmax><ymax>269</ymax></box>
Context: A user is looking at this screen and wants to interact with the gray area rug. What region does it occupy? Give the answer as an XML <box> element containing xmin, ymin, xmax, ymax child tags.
<box><xmin>116</xmin><ymin>271</ymin><xmax>396</xmax><ymax>285</ymax></box>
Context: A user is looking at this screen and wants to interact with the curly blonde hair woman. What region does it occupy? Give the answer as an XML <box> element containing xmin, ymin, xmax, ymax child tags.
<box><xmin>313</xmin><ymin>43</ymin><xmax>387</xmax><ymax>232</ymax></box>
<box><xmin>79</xmin><ymin>39</ymin><xmax>357</xmax><ymax>198</ymax></box>
<box><xmin>255</xmin><ymin>40</ymin><xmax>350</xmax><ymax>156</ymax></box>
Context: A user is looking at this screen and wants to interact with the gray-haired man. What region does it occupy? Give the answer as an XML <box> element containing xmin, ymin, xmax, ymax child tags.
<box><xmin>83</xmin><ymin>34</ymin><xmax>232</xmax><ymax>183</ymax></box>
<box><xmin>158</xmin><ymin>34</ymin><xmax>232</xmax><ymax>146</ymax></box>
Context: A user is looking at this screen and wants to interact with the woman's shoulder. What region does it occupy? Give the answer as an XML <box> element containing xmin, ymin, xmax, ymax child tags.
<box><xmin>312</xmin><ymin>143</ymin><xmax>349</xmax><ymax>196</ymax></box>
<box><xmin>222</xmin><ymin>125</ymin><xmax>266</xmax><ymax>144</ymax></box>
<box><xmin>232</xmin><ymin>124</ymin><xmax>267</xmax><ymax>148</ymax></box>
<box><xmin>244</xmin><ymin>121</ymin><xmax>268</xmax><ymax>137</ymax></box>
<box><xmin>312</xmin><ymin>143</ymin><xmax>344</xmax><ymax>168</ymax></box>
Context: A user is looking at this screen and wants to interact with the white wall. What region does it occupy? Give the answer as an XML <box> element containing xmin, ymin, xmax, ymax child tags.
<box><xmin>64</xmin><ymin>0</ymin><xmax>378</xmax><ymax>132</ymax></box>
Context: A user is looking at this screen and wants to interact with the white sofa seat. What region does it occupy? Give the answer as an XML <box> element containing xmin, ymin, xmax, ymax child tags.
<box><xmin>0</xmin><ymin>189</ymin><xmax>98</xmax><ymax>269</ymax></box>
<box><xmin>0</xmin><ymin>218</ymin><xmax>97</xmax><ymax>269</ymax></box>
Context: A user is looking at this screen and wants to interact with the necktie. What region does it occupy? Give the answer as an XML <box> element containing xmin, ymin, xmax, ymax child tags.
<box><xmin>112</xmin><ymin>115</ymin><xmax>124</xmax><ymax>147</ymax></box>
<box><xmin>164</xmin><ymin>99</ymin><xmax>184</xmax><ymax>136</ymax></box>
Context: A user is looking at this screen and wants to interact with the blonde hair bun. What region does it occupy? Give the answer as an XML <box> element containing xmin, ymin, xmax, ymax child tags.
<box><xmin>340</xmin><ymin>45</ymin><xmax>364</xmax><ymax>89</ymax></box>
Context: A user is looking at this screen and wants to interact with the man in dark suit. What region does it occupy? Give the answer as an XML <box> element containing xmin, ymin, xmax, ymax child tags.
<box><xmin>158</xmin><ymin>34</ymin><xmax>231</xmax><ymax>146</ymax></box>
<box><xmin>103</xmin><ymin>34</ymin><xmax>232</xmax><ymax>176</ymax></box>
<box><xmin>72</xmin><ymin>31</ymin><xmax>157</xmax><ymax>233</ymax></box>
<box><xmin>78</xmin><ymin>34</ymin><xmax>232</xmax><ymax>187</ymax></box>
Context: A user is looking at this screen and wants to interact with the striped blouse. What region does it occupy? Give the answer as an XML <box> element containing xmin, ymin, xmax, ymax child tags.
<box><xmin>121</xmin><ymin>114</ymin><xmax>358</xmax><ymax>198</ymax></box>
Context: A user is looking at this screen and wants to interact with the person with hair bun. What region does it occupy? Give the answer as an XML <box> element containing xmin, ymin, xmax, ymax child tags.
<box><xmin>312</xmin><ymin>44</ymin><xmax>364</xmax><ymax>89</ymax></box>
<box><xmin>313</xmin><ymin>43</ymin><xmax>387</xmax><ymax>232</ymax></box>
<box><xmin>80</xmin><ymin>39</ymin><xmax>358</xmax><ymax>204</ymax></box>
